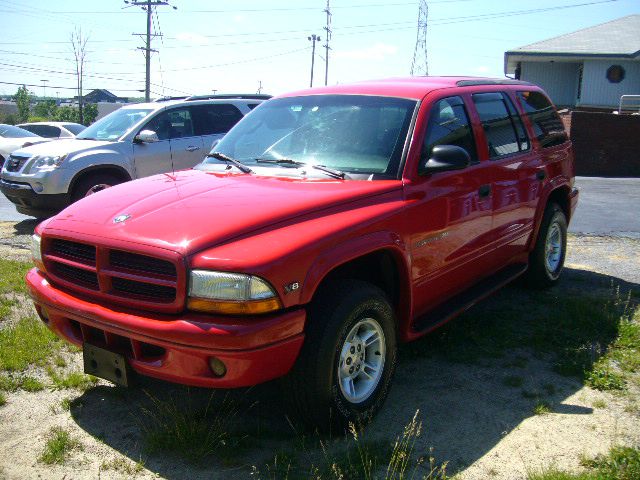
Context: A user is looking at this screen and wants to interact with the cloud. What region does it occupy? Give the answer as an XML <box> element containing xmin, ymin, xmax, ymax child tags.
<box><xmin>474</xmin><ymin>65</ymin><xmax>490</xmax><ymax>73</ymax></box>
<box><xmin>175</xmin><ymin>32</ymin><xmax>209</xmax><ymax>45</ymax></box>
<box><xmin>334</xmin><ymin>43</ymin><xmax>398</xmax><ymax>61</ymax></box>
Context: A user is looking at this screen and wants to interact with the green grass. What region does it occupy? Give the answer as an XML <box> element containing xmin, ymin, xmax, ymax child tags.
<box><xmin>503</xmin><ymin>375</ymin><xmax>524</xmax><ymax>388</ymax></box>
<box><xmin>100</xmin><ymin>456</ymin><xmax>145</xmax><ymax>476</ymax></box>
<box><xmin>528</xmin><ymin>446</ymin><xmax>640</xmax><ymax>480</ymax></box>
<box><xmin>20</xmin><ymin>376</ymin><xmax>45</xmax><ymax>392</ymax></box>
<box><xmin>46</xmin><ymin>367</ymin><xmax>98</xmax><ymax>391</ymax></box>
<box><xmin>39</xmin><ymin>427</ymin><xmax>82</xmax><ymax>465</ymax></box>
<box><xmin>0</xmin><ymin>316</ymin><xmax>61</xmax><ymax>371</ymax></box>
<box><xmin>533</xmin><ymin>401</ymin><xmax>551</xmax><ymax>415</ymax></box>
<box><xmin>0</xmin><ymin>373</ymin><xmax>45</xmax><ymax>392</ymax></box>
<box><xmin>0</xmin><ymin>259</ymin><xmax>31</xmax><ymax>295</ymax></box>
<box><xmin>0</xmin><ymin>390</ymin><xmax>5</xmax><ymax>406</ymax></box>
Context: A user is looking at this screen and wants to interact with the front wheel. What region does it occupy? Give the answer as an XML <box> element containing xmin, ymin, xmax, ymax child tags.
<box><xmin>524</xmin><ymin>202</ymin><xmax>568</xmax><ymax>288</ymax></box>
<box><xmin>71</xmin><ymin>173</ymin><xmax>121</xmax><ymax>202</ymax></box>
<box><xmin>284</xmin><ymin>279</ymin><xmax>397</xmax><ymax>431</ymax></box>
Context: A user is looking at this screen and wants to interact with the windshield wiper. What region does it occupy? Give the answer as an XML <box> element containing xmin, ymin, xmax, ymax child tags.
<box><xmin>255</xmin><ymin>158</ymin><xmax>345</xmax><ymax>180</ymax></box>
<box><xmin>206</xmin><ymin>152</ymin><xmax>253</xmax><ymax>174</ymax></box>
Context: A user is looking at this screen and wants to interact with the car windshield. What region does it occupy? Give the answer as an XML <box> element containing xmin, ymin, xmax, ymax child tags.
<box><xmin>77</xmin><ymin>108</ymin><xmax>154</xmax><ymax>141</ymax></box>
<box><xmin>63</xmin><ymin>123</ymin><xmax>86</xmax><ymax>135</ymax></box>
<box><xmin>0</xmin><ymin>124</ymin><xmax>40</xmax><ymax>138</ymax></box>
<box><xmin>202</xmin><ymin>95</ymin><xmax>417</xmax><ymax>178</ymax></box>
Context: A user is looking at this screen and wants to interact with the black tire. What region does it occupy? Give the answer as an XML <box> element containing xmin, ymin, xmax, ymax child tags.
<box><xmin>524</xmin><ymin>202</ymin><xmax>567</xmax><ymax>289</ymax></box>
<box><xmin>71</xmin><ymin>173</ymin><xmax>121</xmax><ymax>202</ymax></box>
<box><xmin>283</xmin><ymin>279</ymin><xmax>397</xmax><ymax>431</ymax></box>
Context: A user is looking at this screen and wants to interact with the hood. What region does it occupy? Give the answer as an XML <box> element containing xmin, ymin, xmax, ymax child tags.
<box><xmin>45</xmin><ymin>169</ymin><xmax>402</xmax><ymax>255</ymax></box>
<box><xmin>0</xmin><ymin>137</ymin><xmax>49</xmax><ymax>156</ymax></box>
<box><xmin>10</xmin><ymin>138</ymin><xmax>112</xmax><ymax>157</ymax></box>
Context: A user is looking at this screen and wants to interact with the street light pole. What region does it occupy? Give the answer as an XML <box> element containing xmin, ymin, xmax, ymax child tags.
<box><xmin>308</xmin><ymin>34</ymin><xmax>320</xmax><ymax>88</ymax></box>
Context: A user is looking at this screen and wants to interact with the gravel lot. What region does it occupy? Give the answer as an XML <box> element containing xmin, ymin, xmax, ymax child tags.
<box><xmin>0</xmin><ymin>221</ymin><xmax>638</xmax><ymax>479</ymax></box>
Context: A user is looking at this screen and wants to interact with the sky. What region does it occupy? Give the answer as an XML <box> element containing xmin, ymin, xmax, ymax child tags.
<box><xmin>0</xmin><ymin>0</ymin><xmax>638</xmax><ymax>99</ymax></box>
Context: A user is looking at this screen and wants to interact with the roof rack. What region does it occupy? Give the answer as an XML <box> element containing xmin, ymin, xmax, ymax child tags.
<box><xmin>456</xmin><ymin>79</ymin><xmax>532</xmax><ymax>87</ymax></box>
<box><xmin>154</xmin><ymin>95</ymin><xmax>188</xmax><ymax>102</ymax></box>
<box><xmin>184</xmin><ymin>94</ymin><xmax>272</xmax><ymax>101</ymax></box>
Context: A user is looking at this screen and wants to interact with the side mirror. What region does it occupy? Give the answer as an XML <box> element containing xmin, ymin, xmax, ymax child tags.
<box><xmin>419</xmin><ymin>145</ymin><xmax>471</xmax><ymax>175</ymax></box>
<box><xmin>134</xmin><ymin>130</ymin><xmax>159</xmax><ymax>143</ymax></box>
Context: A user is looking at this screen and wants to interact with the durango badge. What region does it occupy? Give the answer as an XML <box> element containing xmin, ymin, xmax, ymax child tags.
<box><xmin>113</xmin><ymin>214</ymin><xmax>131</xmax><ymax>224</ymax></box>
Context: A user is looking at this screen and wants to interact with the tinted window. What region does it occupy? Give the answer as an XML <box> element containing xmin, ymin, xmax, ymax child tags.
<box><xmin>0</xmin><ymin>124</ymin><xmax>39</xmax><ymax>138</ymax></box>
<box><xmin>22</xmin><ymin>125</ymin><xmax>61</xmax><ymax>138</ymax></box>
<box><xmin>63</xmin><ymin>123</ymin><xmax>86</xmax><ymax>135</ymax></box>
<box><xmin>472</xmin><ymin>92</ymin><xmax>524</xmax><ymax>158</ymax></box>
<box><xmin>145</xmin><ymin>108</ymin><xmax>194</xmax><ymax>140</ymax></box>
<box><xmin>423</xmin><ymin>96</ymin><xmax>477</xmax><ymax>163</ymax></box>
<box><xmin>192</xmin><ymin>104</ymin><xmax>244</xmax><ymax>135</ymax></box>
<box><xmin>516</xmin><ymin>91</ymin><xmax>568</xmax><ymax>148</ymax></box>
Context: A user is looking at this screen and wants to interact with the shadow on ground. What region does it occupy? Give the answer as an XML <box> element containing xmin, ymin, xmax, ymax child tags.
<box><xmin>70</xmin><ymin>267</ymin><xmax>638</xmax><ymax>478</ymax></box>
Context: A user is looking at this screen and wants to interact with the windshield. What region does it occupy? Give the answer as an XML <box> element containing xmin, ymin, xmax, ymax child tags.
<box><xmin>77</xmin><ymin>108</ymin><xmax>153</xmax><ymax>141</ymax></box>
<box><xmin>202</xmin><ymin>95</ymin><xmax>417</xmax><ymax>178</ymax></box>
<box><xmin>0</xmin><ymin>124</ymin><xmax>39</xmax><ymax>138</ymax></box>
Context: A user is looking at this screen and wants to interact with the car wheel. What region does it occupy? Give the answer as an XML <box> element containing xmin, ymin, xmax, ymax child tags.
<box><xmin>524</xmin><ymin>202</ymin><xmax>567</xmax><ymax>288</ymax></box>
<box><xmin>72</xmin><ymin>174</ymin><xmax>121</xmax><ymax>202</ymax></box>
<box><xmin>284</xmin><ymin>279</ymin><xmax>397</xmax><ymax>430</ymax></box>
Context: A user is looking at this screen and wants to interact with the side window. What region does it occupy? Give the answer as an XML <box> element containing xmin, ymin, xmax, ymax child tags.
<box><xmin>422</xmin><ymin>96</ymin><xmax>477</xmax><ymax>163</ymax></box>
<box><xmin>516</xmin><ymin>91</ymin><xmax>568</xmax><ymax>148</ymax></box>
<box><xmin>144</xmin><ymin>108</ymin><xmax>194</xmax><ymax>140</ymax></box>
<box><xmin>472</xmin><ymin>92</ymin><xmax>527</xmax><ymax>159</ymax></box>
<box><xmin>192</xmin><ymin>104</ymin><xmax>244</xmax><ymax>136</ymax></box>
<box><xmin>26</xmin><ymin>125</ymin><xmax>61</xmax><ymax>138</ymax></box>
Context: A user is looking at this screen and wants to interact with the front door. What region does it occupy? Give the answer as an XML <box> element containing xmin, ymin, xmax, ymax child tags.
<box><xmin>406</xmin><ymin>95</ymin><xmax>493</xmax><ymax>318</ymax></box>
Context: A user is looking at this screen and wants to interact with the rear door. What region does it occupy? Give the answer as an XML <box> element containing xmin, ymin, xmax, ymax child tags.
<box><xmin>471</xmin><ymin>91</ymin><xmax>541</xmax><ymax>265</ymax></box>
<box><xmin>407</xmin><ymin>95</ymin><xmax>494</xmax><ymax>318</ymax></box>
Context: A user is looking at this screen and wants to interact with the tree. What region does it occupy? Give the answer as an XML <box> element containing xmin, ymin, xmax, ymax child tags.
<box><xmin>83</xmin><ymin>103</ymin><xmax>98</xmax><ymax>125</ymax></box>
<box><xmin>32</xmin><ymin>99</ymin><xmax>57</xmax><ymax>119</ymax></box>
<box><xmin>13</xmin><ymin>85</ymin><xmax>31</xmax><ymax>123</ymax></box>
<box><xmin>70</xmin><ymin>27</ymin><xmax>89</xmax><ymax>124</ymax></box>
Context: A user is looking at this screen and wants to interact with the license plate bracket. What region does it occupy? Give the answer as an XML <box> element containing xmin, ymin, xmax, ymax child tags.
<box><xmin>83</xmin><ymin>343</ymin><xmax>129</xmax><ymax>387</ymax></box>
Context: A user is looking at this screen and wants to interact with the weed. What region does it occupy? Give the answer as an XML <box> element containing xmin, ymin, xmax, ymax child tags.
<box><xmin>0</xmin><ymin>390</ymin><xmax>5</xmax><ymax>406</ymax></box>
<box><xmin>0</xmin><ymin>316</ymin><xmax>60</xmax><ymax>371</ymax></box>
<box><xmin>529</xmin><ymin>445</ymin><xmax>640</xmax><ymax>479</ymax></box>
<box><xmin>60</xmin><ymin>397</ymin><xmax>72</xmax><ymax>411</ymax></box>
<box><xmin>503</xmin><ymin>375</ymin><xmax>524</xmax><ymax>388</ymax></box>
<box><xmin>47</xmin><ymin>367</ymin><xmax>98</xmax><ymax>391</ymax></box>
<box><xmin>592</xmin><ymin>399</ymin><xmax>607</xmax><ymax>409</ymax></box>
<box><xmin>39</xmin><ymin>426</ymin><xmax>82</xmax><ymax>465</ymax></box>
<box><xmin>586</xmin><ymin>361</ymin><xmax>626</xmax><ymax>391</ymax></box>
<box><xmin>20</xmin><ymin>376</ymin><xmax>45</xmax><ymax>392</ymax></box>
<box><xmin>533</xmin><ymin>401</ymin><xmax>551</xmax><ymax>415</ymax></box>
<box><xmin>0</xmin><ymin>373</ymin><xmax>19</xmax><ymax>392</ymax></box>
<box><xmin>100</xmin><ymin>456</ymin><xmax>145</xmax><ymax>476</ymax></box>
<box><xmin>53</xmin><ymin>355</ymin><xmax>67</xmax><ymax>368</ymax></box>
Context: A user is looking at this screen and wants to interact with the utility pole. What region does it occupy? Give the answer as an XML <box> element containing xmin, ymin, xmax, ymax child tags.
<box><xmin>127</xmin><ymin>0</ymin><xmax>176</xmax><ymax>102</ymax></box>
<box><xmin>257</xmin><ymin>80</ymin><xmax>263</xmax><ymax>94</ymax></box>
<box><xmin>308</xmin><ymin>34</ymin><xmax>320</xmax><ymax>87</ymax></box>
<box><xmin>410</xmin><ymin>0</ymin><xmax>429</xmax><ymax>76</ymax></box>
<box><xmin>40</xmin><ymin>79</ymin><xmax>48</xmax><ymax>98</ymax></box>
<box><xmin>322</xmin><ymin>0</ymin><xmax>332</xmax><ymax>86</ymax></box>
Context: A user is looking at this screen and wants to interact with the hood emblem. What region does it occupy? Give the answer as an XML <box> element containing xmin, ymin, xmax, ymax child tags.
<box><xmin>113</xmin><ymin>214</ymin><xmax>131</xmax><ymax>224</ymax></box>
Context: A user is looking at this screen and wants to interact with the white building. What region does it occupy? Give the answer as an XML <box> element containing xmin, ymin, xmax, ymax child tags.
<box><xmin>504</xmin><ymin>15</ymin><xmax>640</xmax><ymax>109</ymax></box>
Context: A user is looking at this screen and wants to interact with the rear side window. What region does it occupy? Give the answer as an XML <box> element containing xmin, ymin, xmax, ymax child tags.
<box><xmin>472</xmin><ymin>92</ymin><xmax>529</xmax><ymax>159</ymax></box>
<box><xmin>423</xmin><ymin>96</ymin><xmax>477</xmax><ymax>163</ymax></box>
<box><xmin>23</xmin><ymin>125</ymin><xmax>61</xmax><ymax>138</ymax></box>
<box><xmin>516</xmin><ymin>91</ymin><xmax>568</xmax><ymax>148</ymax></box>
<box><xmin>192</xmin><ymin>104</ymin><xmax>244</xmax><ymax>135</ymax></box>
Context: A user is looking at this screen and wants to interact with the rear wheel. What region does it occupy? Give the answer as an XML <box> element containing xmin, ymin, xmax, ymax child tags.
<box><xmin>524</xmin><ymin>202</ymin><xmax>567</xmax><ymax>288</ymax></box>
<box><xmin>284</xmin><ymin>279</ymin><xmax>397</xmax><ymax>431</ymax></box>
<box><xmin>72</xmin><ymin>173</ymin><xmax>122</xmax><ymax>202</ymax></box>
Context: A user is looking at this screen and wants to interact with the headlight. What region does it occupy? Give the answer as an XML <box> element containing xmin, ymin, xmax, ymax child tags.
<box><xmin>188</xmin><ymin>270</ymin><xmax>281</xmax><ymax>315</ymax></box>
<box><xmin>29</xmin><ymin>155</ymin><xmax>67</xmax><ymax>172</ymax></box>
<box><xmin>31</xmin><ymin>234</ymin><xmax>43</xmax><ymax>265</ymax></box>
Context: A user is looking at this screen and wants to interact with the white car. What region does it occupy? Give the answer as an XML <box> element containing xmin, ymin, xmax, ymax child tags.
<box><xmin>0</xmin><ymin>124</ymin><xmax>50</xmax><ymax>168</ymax></box>
<box><xmin>17</xmin><ymin>121</ymin><xmax>86</xmax><ymax>139</ymax></box>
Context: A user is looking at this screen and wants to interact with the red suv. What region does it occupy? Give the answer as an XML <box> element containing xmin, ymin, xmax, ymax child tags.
<box><xmin>27</xmin><ymin>77</ymin><xmax>578</xmax><ymax>428</ymax></box>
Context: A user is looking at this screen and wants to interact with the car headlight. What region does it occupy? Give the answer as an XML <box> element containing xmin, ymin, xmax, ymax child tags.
<box><xmin>29</xmin><ymin>155</ymin><xmax>67</xmax><ymax>172</ymax></box>
<box><xmin>188</xmin><ymin>270</ymin><xmax>281</xmax><ymax>315</ymax></box>
<box><xmin>31</xmin><ymin>234</ymin><xmax>43</xmax><ymax>268</ymax></box>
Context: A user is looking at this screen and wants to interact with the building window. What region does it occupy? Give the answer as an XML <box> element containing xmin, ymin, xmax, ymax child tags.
<box><xmin>606</xmin><ymin>65</ymin><xmax>625</xmax><ymax>83</ymax></box>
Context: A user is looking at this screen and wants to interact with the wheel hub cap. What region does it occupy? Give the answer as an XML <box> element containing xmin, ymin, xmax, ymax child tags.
<box><xmin>545</xmin><ymin>222</ymin><xmax>563</xmax><ymax>273</ymax></box>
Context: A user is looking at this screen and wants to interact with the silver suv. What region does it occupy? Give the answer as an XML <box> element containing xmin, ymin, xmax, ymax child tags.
<box><xmin>0</xmin><ymin>94</ymin><xmax>269</xmax><ymax>217</ymax></box>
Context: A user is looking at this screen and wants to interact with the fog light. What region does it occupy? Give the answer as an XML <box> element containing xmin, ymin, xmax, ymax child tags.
<box><xmin>208</xmin><ymin>357</ymin><xmax>227</xmax><ymax>377</ymax></box>
<box><xmin>34</xmin><ymin>182</ymin><xmax>44</xmax><ymax>193</ymax></box>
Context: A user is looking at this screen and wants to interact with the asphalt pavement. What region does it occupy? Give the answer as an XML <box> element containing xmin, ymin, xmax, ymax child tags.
<box><xmin>0</xmin><ymin>177</ymin><xmax>638</xmax><ymax>237</ymax></box>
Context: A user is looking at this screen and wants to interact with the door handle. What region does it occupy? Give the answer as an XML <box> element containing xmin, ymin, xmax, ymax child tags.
<box><xmin>185</xmin><ymin>146</ymin><xmax>200</xmax><ymax>152</ymax></box>
<box><xmin>478</xmin><ymin>184</ymin><xmax>491</xmax><ymax>198</ymax></box>
<box><xmin>536</xmin><ymin>170</ymin><xmax>546</xmax><ymax>181</ymax></box>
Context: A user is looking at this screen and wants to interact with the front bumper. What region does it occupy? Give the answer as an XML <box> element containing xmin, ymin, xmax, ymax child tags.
<box><xmin>0</xmin><ymin>179</ymin><xmax>69</xmax><ymax>217</ymax></box>
<box><xmin>27</xmin><ymin>268</ymin><xmax>306</xmax><ymax>388</ymax></box>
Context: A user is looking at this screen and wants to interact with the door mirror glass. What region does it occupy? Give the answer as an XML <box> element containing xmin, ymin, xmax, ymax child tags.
<box><xmin>420</xmin><ymin>145</ymin><xmax>470</xmax><ymax>175</ymax></box>
<box><xmin>135</xmin><ymin>130</ymin><xmax>159</xmax><ymax>143</ymax></box>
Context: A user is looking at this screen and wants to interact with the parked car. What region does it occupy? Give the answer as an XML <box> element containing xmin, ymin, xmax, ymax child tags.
<box><xmin>18</xmin><ymin>121</ymin><xmax>86</xmax><ymax>139</ymax></box>
<box><xmin>26</xmin><ymin>77</ymin><xmax>577</xmax><ymax>429</ymax></box>
<box><xmin>0</xmin><ymin>124</ymin><xmax>50</xmax><ymax>169</ymax></box>
<box><xmin>0</xmin><ymin>95</ymin><xmax>269</xmax><ymax>217</ymax></box>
